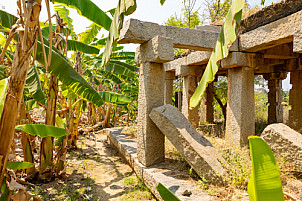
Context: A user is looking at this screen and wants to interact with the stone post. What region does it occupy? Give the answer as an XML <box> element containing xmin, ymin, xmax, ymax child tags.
<box><xmin>288</xmin><ymin>71</ymin><xmax>302</xmax><ymax>133</ymax></box>
<box><xmin>164</xmin><ymin>72</ymin><xmax>175</xmax><ymax>105</ymax></box>
<box><xmin>135</xmin><ymin>36</ymin><xmax>173</xmax><ymax>166</ymax></box>
<box><xmin>226</xmin><ymin>67</ymin><xmax>255</xmax><ymax>146</ymax></box>
<box><xmin>200</xmin><ymin>82</ymin><xmax>214</xmax><ymax>123</ymax></box>
<box><xmin>265</xmin><ymin>72</ymin><xmax>286</xmax><ymax>124</ymax></box>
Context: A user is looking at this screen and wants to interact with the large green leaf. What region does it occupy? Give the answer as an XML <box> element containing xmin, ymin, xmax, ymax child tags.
<box><xmin>190</xmin><ymin>0</ymin><xmax>244</xmax><ymax>108</ymax></box>
<box><xmin>156</xmin><ymin>183</ymin><xmax>181</xmax><ymax>201</ymax></box>
<box><xmin>95</xmin><ymin>60</ymin><xmax>138</xmax><ymax>77</ymax></box>
<box><xmin>248</xmin><ymin>136</ymin><xmax>284</xmax><ymax>201</ymax></box>
<box><xmin>0</xmin><ymin>177</ymin><xmax>9</xmax><ymax>201</ymax></box>
<box><xmin>99</xmin><ymin>91</ymin><xmax>132</xmax><ymax>105</ymax></box>
<box><xmin>51</xmin><ymin>0</ymin><xmax>112</xmax><ymax>31</ymax></box>
<box><xmin>15</xmin><ymin>124</ymin><xmax>67</xmax><ymax>138</ymax></box>
<box><xmin>101</xmin><ymin>0</ymin><xmax>137</xmax><ymax>66</ymax></box>
<box><xmin>0</xmin><ymin>78</ymin><xmax>8</xmax><ymax>116</ymax></box>
<box><xmin>111</xmin><ymin>52</ymin><xmax>135</xmax><ymax>60</ymax></box>
<box><xmin>35</xmin><ymin>41</ymin><xmax>104</xmax><ymax>107</ymax></box>
<box><xmin>6</xmin><ymin>161</ymin><xmax>34</xmax><ymax>170</ymax></box>
<box><xmin>67</xmin><ymin>40</ymin><xmax>99</xmax><ymax>54</ymax></box>
<box><xmin>0</xmin><ymin>10</ymin><xmax>18</xmax><ymax>29</ymax></box>
<box><xmin>26</xmin><ymin>65</ymin><xmax>45</xmax><ymax>104</ymax></box>
<box><xmin>54</xmin><ymin>4</ymin><xmax>75</xmax><ymax>35</ymax></box>
<box><xmin>79</xmin><ymin>23</ymin><xmax>102</xmax><ymax>44</ymax></box>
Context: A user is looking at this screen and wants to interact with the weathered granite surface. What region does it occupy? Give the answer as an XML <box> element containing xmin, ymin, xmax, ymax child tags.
<box><xmin>119</xmin><ymin>19</ymin><xmax>221</xmax><ymax>51</ymax></box>
<box><xmin>107</xmin><ymin>127</ymin><xmax>219</xmax><ymax>201</ymax></box>
<box><xmin>149</xmin><ymin>105</ymin><xmax>227</xmax><ymax>185</ymax></box>
<box><xmin>261</xmin><ymin>123</ymin><xmax>302</xmax><ymax>168</ymax></box>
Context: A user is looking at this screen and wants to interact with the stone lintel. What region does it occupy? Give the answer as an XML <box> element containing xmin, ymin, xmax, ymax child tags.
<box><xmin>239</xmin><ymin>10</ymin><xmax>302</xmax><ymax>52</ymax></box>
<box><xmin>261</xmin><ymin>43</ymin><xmax>300</xmax><ymax>59</ymax></box>
<box><xmin>176</xmin><ymin>65</ymin><xmax>202</xmax><ymax>77</ymax></box>
<box><xmin>263</xmin><ymin>72</ymin><xmax>287</xmax><ymax>81</ymax></box>
<box><xmin>293</xmin><ymin>30</ymin><xmax>302</xmax><ymax>53</ymax></box>
<box><xmin>135</xmin><ymin>36</ymin><xmax>173</xmax><ymax>64</ymax></box>
<box><xmin>221</xmin><ymin>52</ymin><xmax>261</xmax><ymax>68</ymax></box>
<box><xmin>285</xmin><ymin>58</ymin><xmax>302</xmax><ymax>72</ymax></box>
<box><xmin>163</xmin><ymin>51</ymin><xmax>211</xmax><ymax>72</ymax></box>
<box><xmin>118</xmin><ymin>19</ymin><xmax>238</xmax><ymax>51</ymax></box>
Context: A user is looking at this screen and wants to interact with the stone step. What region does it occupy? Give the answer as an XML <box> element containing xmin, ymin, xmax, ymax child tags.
<box><xmin>149</xmin><ymin>104</ymin><xmax>227</xmax><ymax>185</ymax></box>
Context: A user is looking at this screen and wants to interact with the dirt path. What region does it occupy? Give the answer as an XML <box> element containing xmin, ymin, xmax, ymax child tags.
<box><xmin>28</xmin><ymin>129</ymin><xmax>154</xmax><ymax>201</ymax></box>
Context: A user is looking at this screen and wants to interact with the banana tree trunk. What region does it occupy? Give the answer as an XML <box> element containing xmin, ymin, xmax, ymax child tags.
<box><xmin>103</xmin><ymin>104</ymin><xmax>112</xmax><ymax>128</ymax></box>
<box><xmin>40</xmin><ymin>16</ymin><xmax>62</xmax><ymax>180</ymax></box>
<box><xmin>0</xmin><ymin>0</ymin><xmax>41</xmax><ymax>187</ymax></box>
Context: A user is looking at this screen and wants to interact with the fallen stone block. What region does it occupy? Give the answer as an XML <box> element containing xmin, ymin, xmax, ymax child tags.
<box><xmin>149</xmin><ymin>104</ymin><xmax>227</xmax><ymax>185</ymax></box>
<box><xmin>261</xmin><ymin>123</ymin><xmax>302</xmax><ymax>168</ymax></box>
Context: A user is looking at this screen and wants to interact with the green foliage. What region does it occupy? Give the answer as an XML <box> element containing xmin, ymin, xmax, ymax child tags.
<box><xmin>165</xmin><ymin>10</ymin><xmax>201</xmax><ymax>28</ymax></box>
<box><xmin>15</xmin><ymin>124</ymin><xmax>67</xmax><ymax>138</ymax></box>
<box><xmin>0</xmin><ymin>177</ymin><xmax>9</xmax><ymax>201</ymax></box>
<box><xmin>208</xmin><ymin>0</ymin><xmax>231</xmax><ymax>24</ymax></box>
<box><xmin>6</xmin><ymin>161</ymin><xmax>34</xmax><ymax>170</ymax></box>
<box><xmin>248</xmin><ymin>136</ymin><xmax>284</xmax><ymax>201</ymax></box>
<box><xmin>66</xmin><ymin>40</ymin><xmax>100</xmax><ymax>54</ymax></box>
<box><xmin>99</xmin><ymin>91</ymin><xmax>132</xmax><ymax>106</ymax></box>
<box><xmin>190</xmin><ymin>0</ymin><xmax>244</xmax><ymax>108</ymax></box>
<box><xmin>26</xmin><ymin>65</ymin><xmax>45</xmax><ymax>104</ymax></box>
<box><xmin>156</xmin><ymin>183</ymin><xmax>181</xmax><ymax>201</ymax></box>
<box><xmin>101</xmin><ymin>0</ymin><xmax>137</xmax><ymax>66</ymax></box>
<box><xmin>0</xmin><ymin>9</ymin><xmax>18</xmax><ymax>29</ymax></box>
<box><xmin>160</xmin><ymin>0</ymin><xmax>166</xmax><ymax>5</ymax></box>
<box><xmin>50</xmin><ymin>0</ymin><xmax>112</xmax><ymax>31</ymax></box>
<box><xmin>54</xmin><ymin>4</ymin><xmax>75</xmax><ymax>35</ymax></box>
<box><xmin>79</xmin><ymin>23</ymin><xmax>102</xmax><ymax>44</ymax></box>
<box><xmin>0</xmin><ymin>78</ymin><xmax>8</xmax><ymax>116</ymax></box>
<box><xmin>35</xmin><ymin>40</ymin><xmax>104</xmax><ymax>107</ymax></box>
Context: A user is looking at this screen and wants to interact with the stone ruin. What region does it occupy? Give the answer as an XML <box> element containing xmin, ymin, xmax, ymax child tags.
<box><xmin>108</xmin><ymin>0</ymin><xmax>302</xmax><ymax>199</ymax></box>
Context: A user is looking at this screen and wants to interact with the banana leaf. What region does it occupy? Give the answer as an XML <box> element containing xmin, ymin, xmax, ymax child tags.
<box><xmin>101</xmin><ymin>0</ymin><xmax>137</xmax><ymax>66</ymax></box>
<box><xmin>99</xmin><ymin>91</ymin><xmax>132</xmax><ymax>106</ymax></box>
<box><xmin>67</xmin><ymin>40</ymin><xmax>99</xmax><ymax>54</ymax></box>
<box><xmin>95</xmin><ymin>60</ymin><xmax>137</xmax><ymax>78</ymax></box>
<box><xmin>190</xmin><ymin>0</ymin><xmax>244</xmax><ymax>108</ymax></box>
<box><xmin>156</xmin><ymin>183</ymin><xmax>181</xmax><ymax>201</ymax></box>
<box><xmin>54</xmin><ymin>4</ymin><xmax>75</xmax><ymax>35</ymax></box>
<box><xmin>79</xmin><ymin>23</ymin><xmax>102</xmax><ymax>44</ymax></box>
<box><xmin>35</xmin><ymin>41</ymin><xmax>104</xmax><ymax>107</ymax></box>
<box><xmin>26</xmin><ymin>65</ymin><xmax>45</xmax><ymax>104</ymax></box>
<box><xmin>0</xmin><ymin>78</ymin><xmax>8</xmax><ymax>116</ymax></box>
<box><xmin>6</xmin><ymin>161</ymin><xmax>34</xmax><ymax>170</ymax></box>
<box><xmin>0</xmin><ymin>10</ymin><xmax>18</xmax><ymax>29</ymax></box>
<box><xmin>51</xmin><ymin>0</ymin><xmax>112</xmax><ymax>31</ymax></box>
<box><xmin>15</xmin><ymin>124</ymin><xmax>67</xmax><ymax>138</ymax></box>
<box><xmin>248</xmin><ymin>136</ymin><xmax>284</xmax><ymax>201</ymax></box>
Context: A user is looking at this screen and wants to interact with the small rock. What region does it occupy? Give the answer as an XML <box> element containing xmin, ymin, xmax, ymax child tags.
<box><xmin>182</xmin><ymin>190</ymin><xmax>192</xmax><ymax>196</ymax></box>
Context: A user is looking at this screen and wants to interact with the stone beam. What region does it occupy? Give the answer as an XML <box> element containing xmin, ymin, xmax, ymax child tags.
<box><xmin>175</xmin><ymin>65</ymin><xmax>202</xmax><ymax>77</ymax></box>
<box><xmin>221</xmin><ymin>52</ymin><xmax>262</xmax><ymax>68</ymax></box>
<box><xmin>118</xmin><ymin>19</ymin><xmax>230</xmax><ymax>51</ymax></box>
<box><xmin>260</xmin><ymin>44</ymin><xmax>300</xmax><ymax>59</ymax></box>
<box><xmin>239</xmin><ymin>10</ymin><xmax>302</xmax><ymax>52</ymax></box>
<box><xmin>163</xmin><ymin>51</ymin><xmax>211</xmax><ymax>72</ymax></box>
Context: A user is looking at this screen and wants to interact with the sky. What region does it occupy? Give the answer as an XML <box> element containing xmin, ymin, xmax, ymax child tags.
<box><xmin>1</xmin><ymin>0</ymin><xmax>290</xmax><ymax>90</ymax></box>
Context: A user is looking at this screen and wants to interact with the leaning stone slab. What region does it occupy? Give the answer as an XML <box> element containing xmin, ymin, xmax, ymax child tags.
<box><xmin>261</xmin><ymin>123</ymin><xmax>302</xmax><ymax>168</ymax></box>
<box><xmin>149</xmin><ymin>104</ymin><xmax>227</xmax><ymax>185</ymax></box>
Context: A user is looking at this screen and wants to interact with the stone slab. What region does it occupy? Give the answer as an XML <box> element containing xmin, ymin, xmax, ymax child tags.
<box><xmin>164</xmin><ymin>51</ymin><xmax>211</xmax><ymax>72</ymax></box>
<box><xmin>107</xmin><ymin>127</ymin><xmax>219</xmax><ymax>201</ymax></box>
<box><xmin>261</xmin><ymin>123</ymin><xmax>302</xmax><ymax>168</ymax></box>
<box><xmin>149</xmin><ymin>105</ymin><xmax>227</xmax><ymax>185</ymax></box>
<box><xmin>135</xmin><ymin>36</ymin><xmax>174</xmax><ymax>63</ymax></box>
<box><xmin>239</xmin><ymin>9</ymin><xmax>302</xmax><ymax>52</ymax></box>
<box><xmin>118</xmin><ymin>19</ymin><xmax>229</xmax><ymax>51</ymax></box>
<box><xmin>221</xmin><ymin>52</ymin><xmax>261</xmax><ymax>68</ymax></box>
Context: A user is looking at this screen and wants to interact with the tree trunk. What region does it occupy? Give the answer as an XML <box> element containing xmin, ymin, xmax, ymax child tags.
<box><xmin>0</xmin><ymin>0</ymin><xmax>41</xmax><ymax>187</ymax></box>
